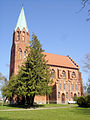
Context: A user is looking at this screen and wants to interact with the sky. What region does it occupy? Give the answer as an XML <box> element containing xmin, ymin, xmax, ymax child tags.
<box><xmin>0</xmin><ymin>0</ymin><xmax>90</xmax><ymax>94</ymax></box>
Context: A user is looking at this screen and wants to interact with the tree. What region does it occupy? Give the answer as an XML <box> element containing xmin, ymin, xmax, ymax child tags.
<box><xmin>81</xmin><ymin>0</ymin><xmax>90</xmax><ymax>21</ymax></box>
<box><xmin>18</xmin><ymin>33</ymin><xmax>52</xmax><ymax>106</ymax></box>
<box><xmin>83</xmin><ymin>54</ymin><xmax>90</xmax><ymax>95</ymax></box>
<box><xmin>0</xmin><ymin>72</ymin><xmax>7</xmax><ymax>97</ymax></box>
<box><xmin>2</xmin><ymin>33</ymin><xmax>52</xmax><ymax>106</ymax></box>
<box><xmin>1</xmin><ymin>75</ymin><xmax>17</xmax><ymax>103</ymax></box>
<box><xmin>0</xmin><ymin>72</ymin><xmax>7</xmax><ymax>84</ymax></box>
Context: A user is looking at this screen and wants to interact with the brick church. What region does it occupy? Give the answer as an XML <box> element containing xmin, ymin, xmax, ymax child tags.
<box><xmin>10</xmin><ymin>7</ymin><xmax>83</xmax><ymax>104</ymax></box>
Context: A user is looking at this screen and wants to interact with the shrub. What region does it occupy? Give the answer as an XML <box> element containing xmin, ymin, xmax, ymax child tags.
<box><xmin>77</xmin><ymin>95</ymin><xmax>90</xmax><ymax>107</ymax></box>
<box><xmin>77</xmin><ymin>96</ymin><xmax>86</xmax><ymax>107</ymax></box>
<box><xmin>85</xmin><ymin>95</ymin><xmax>90</xmax><ymax>107</ymax></box>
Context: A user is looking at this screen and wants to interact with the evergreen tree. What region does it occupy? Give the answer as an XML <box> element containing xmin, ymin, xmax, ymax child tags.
<box><xmin>18</xmin><ymin>33</ymin><xmax>52</xmax><ymax>106</ymax></box>
<box><xmin>1</xmin><ymin>75</ymin><xmax>18</xmax><ymax>103</ymax></box>
<box><xmin>2</xmin><ymin>33</ymin><xmax>52</xmax><ymax>106</ymax></box>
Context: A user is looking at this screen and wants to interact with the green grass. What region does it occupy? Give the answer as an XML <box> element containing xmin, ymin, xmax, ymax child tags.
<box><xmin>0</xmin><ymin>105</ymin><xmax>22</xmax><ymax>110</ymax></box>
<box><xmin>0</xmin><ymin>105</ymin><xmax>90</xmax><ymax>120</ymax></box>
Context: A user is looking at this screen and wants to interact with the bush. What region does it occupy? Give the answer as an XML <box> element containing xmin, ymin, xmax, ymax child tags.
<box><xmin>77</xmin><ymin>95</ymin><xmax>90</xmax><ymax>107</ymax></box>
<box><xmin>77</xmin><ymin>96</ymin><xmax>86</xmax><ymax>107</ymax></box>
<box><xmin>85</xmin><ymin>95</ymin><xmax>90</xmax><ymax>107</ymax></box>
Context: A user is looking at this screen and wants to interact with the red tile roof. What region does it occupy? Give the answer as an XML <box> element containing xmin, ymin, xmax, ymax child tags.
<box><xmin>43</xmin><ymin>52</ymin><xmax>79</xmax><ymax>69</ymax></box>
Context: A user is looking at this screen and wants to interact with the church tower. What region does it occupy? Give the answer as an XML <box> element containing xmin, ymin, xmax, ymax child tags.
<box><xmin>9</xmin><ymin>7</ymin><xmax>29</xmax><ymax>78</ymax></box>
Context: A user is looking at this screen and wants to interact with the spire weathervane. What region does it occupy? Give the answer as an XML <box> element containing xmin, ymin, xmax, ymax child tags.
<box><xmin>20</xmin><ymin>0</ymin><xmax>24</xmax><ymax>8</ymax></box>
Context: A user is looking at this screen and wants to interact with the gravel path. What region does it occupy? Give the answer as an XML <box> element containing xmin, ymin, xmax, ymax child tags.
<box><xmin>0</xmin><ymin>106</ymin><xmax>71</xmax><ymax>111</ymax></box>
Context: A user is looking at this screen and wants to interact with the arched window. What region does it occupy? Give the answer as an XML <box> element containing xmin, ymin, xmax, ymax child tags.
<box><xmin>72</xmin><ymin>84</ymin><xmax>74</xmax><ymax>91</ymax></box>
<box><xmin>60</xmin><ymin>84</ymin><xmax>62</xmax><ymax>90</ymax></box>
<box><xmin>58</xmin><ymin>92</ymin><xmax>60</xmax><ymax>98</ymax></box>
<box><xmin>66</xmin><ymin>92</ymin><xmax>68</xmax><ymax>99</ymax></box>
<box><xmin>51</xmin><ymin>69</ymin><xmax>55</xmax><ymax>79</ymax></box>
<box><xmin>64</xmin><ymin>84</ymin><xmax>66</xmax><ymax>90</ymax></box>
<box><xmin>24</xmin><ymin>51</ymin><xmax>26</xmax><ymax>58</ymax></box>
<box><xmin>62</xmin><ymin>70</ymin><xmax>66</xmax><ymax>78</ymax></box>
<box><xmin>17</xmin><ymin>31</ymin><xmax>20</xmax><ymax>40</ymax></box>
<box><xmin>20</xmin><ymin>49</ymin><xmax>22</xmax><ymax>59</ymax></box>
<box><xmin>75</xmin><ymin>84</ymin><xmax>77</xmax><ymax>91</ymax></box>
<box><xmin>72</xmin><ymin>71</ymin><xmax>76</xmax><ymax>78</ymax></box>
<box><xmin>71</xmin><ymin>92</ymin><xmax>73</xmax><ymax>99</ymax></box>
<box><xmin>22</xmin><ymin>32</ymin><xmax>25</xmax><ymax>40</ymax></box>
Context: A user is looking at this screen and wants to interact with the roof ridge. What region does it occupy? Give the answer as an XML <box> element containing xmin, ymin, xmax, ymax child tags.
<box><xmin>44</xmin><ymin>52</ymin><xmax>66</xmax><ymax>57</ymax></box>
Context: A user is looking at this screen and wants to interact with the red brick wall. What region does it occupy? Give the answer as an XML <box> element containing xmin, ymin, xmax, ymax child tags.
<box><xmin>9</xmin><ymin>28</ymin><xmax>29</xmax><ymax>78</ymax></box>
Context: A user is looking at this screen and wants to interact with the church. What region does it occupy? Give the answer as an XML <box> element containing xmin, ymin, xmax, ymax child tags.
<box><xmin>9</xmin><ymin>7</ymin><xmax>83</xmax><ymax>104</ymax></box>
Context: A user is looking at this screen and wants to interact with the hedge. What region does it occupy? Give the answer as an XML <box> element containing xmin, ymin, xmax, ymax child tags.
<box><xmin>77</xmin><ymin>95</ymin><xmax>90</xmax><ymax>107</ymax></box>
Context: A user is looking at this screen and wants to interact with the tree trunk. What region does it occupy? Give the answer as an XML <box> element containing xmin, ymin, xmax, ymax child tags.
<box><xmin>26</xmin><ymin>95</ymin><xmax>30</xmax><ymax>107</ymax></box>
<box><xmin>30</xmin><ymin>94</ymin><xmax>35</xmax><ymax>106</ymax></box>
<box><xmin>21</xmin><ymin>96</ymin><xmax>25</xmax><ymax>105</ymax></box>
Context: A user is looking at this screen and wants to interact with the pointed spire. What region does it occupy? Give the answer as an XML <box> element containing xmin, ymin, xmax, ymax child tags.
<box><xmin>15</xmin><ymin>7</ymin><xmax>28</xmax><ymax>32</ymax></box>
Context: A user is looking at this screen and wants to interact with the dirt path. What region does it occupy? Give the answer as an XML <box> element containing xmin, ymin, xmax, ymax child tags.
<box><xmin>0</xmin><ymin>106</ymin><xmax>74</xmax><ymax>111</ymax></box>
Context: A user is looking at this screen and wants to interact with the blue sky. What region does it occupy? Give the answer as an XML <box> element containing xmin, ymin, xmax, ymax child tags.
<box><xmin>0</xmin><ymin>0</ymin><xmax>90</xmax><ymax>88</ymax></box>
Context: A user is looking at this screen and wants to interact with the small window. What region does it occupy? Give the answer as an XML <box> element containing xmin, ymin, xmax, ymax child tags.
<box><xmin>51</xmin><ymin>70</ymin><xmax>55</xmax><ymax>79</ymax></box>
<box><xmin>20</xmin><ymin>49</ymin><xmax>22</xmax><ymax>59</ymax></box>
<box><xmin>58</xmin><ymin>92</ymin><xmax>60</xmax><ymax>98</ymax></box>
<box><xmin>66</xmin><ymin>92</ymin><xmax>68</xmax><ymax>99</ymax></box>
<box><xmin>62</xmin><ymin>70</ymin><xmax>66</xmax><ymax>78</ymax></box>
<box><xmin>17</xmin><ymin>31</ymin><xmax>20</xmax><ymax>40</ymax></box>
<box><xmin>72</xmin><ymin>71</ymin><xmax>76</xmax><ymax>78</ymax></box>
<box><xmin>64</xmin><ymin>84</ymin><xmax>65</xmax><ymax>90</ymax></box>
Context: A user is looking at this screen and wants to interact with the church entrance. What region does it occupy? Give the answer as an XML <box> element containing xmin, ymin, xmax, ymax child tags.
<box><xmin>62</xmin><ymin>93</ymin><xmax>65</xmax><ymax>103</ymax></box>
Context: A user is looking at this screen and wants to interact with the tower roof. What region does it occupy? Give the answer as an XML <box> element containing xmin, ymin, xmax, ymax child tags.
<box><xmin>15</xmin><ymin>7</ymin><xmax>28</xmax><ymax>32</ymax></box>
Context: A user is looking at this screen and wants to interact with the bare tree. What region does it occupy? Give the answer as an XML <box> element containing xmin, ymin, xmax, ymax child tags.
<box><xmin>83</xmin><ymin>54</ymin><xmax>90</xmax><ymax>94</ymax></box>
<box><xmin>81</xmin><ymin>0</ymin><xmax>90</xmax><ymax>21</ymax></box>
<box><xmin>0</xmin><ymin>73</ymin><xmax>7</xmax><ymax>90</ymax></box>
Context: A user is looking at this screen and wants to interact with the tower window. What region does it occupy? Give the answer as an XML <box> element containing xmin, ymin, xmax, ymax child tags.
<box><xmin>20</xmin><ymin>49</ymin><xmax>22</xmax><ymax>59</ymax></box>
<box><xmin>23</xmin><ymin>32</ymin><xmax>25</xmax><ymax>40</ymax></box>
<box><xmin>17</xmin><ymin>31</ymin><xmax>20</xmax><ymax>40</ymax></box>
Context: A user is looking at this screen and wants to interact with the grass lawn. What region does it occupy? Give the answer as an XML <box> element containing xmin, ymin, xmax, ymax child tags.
<box><xmin>0</xmin><ymin>105</ymin><xmax>90</xmax><ymax>120</ymax></box>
